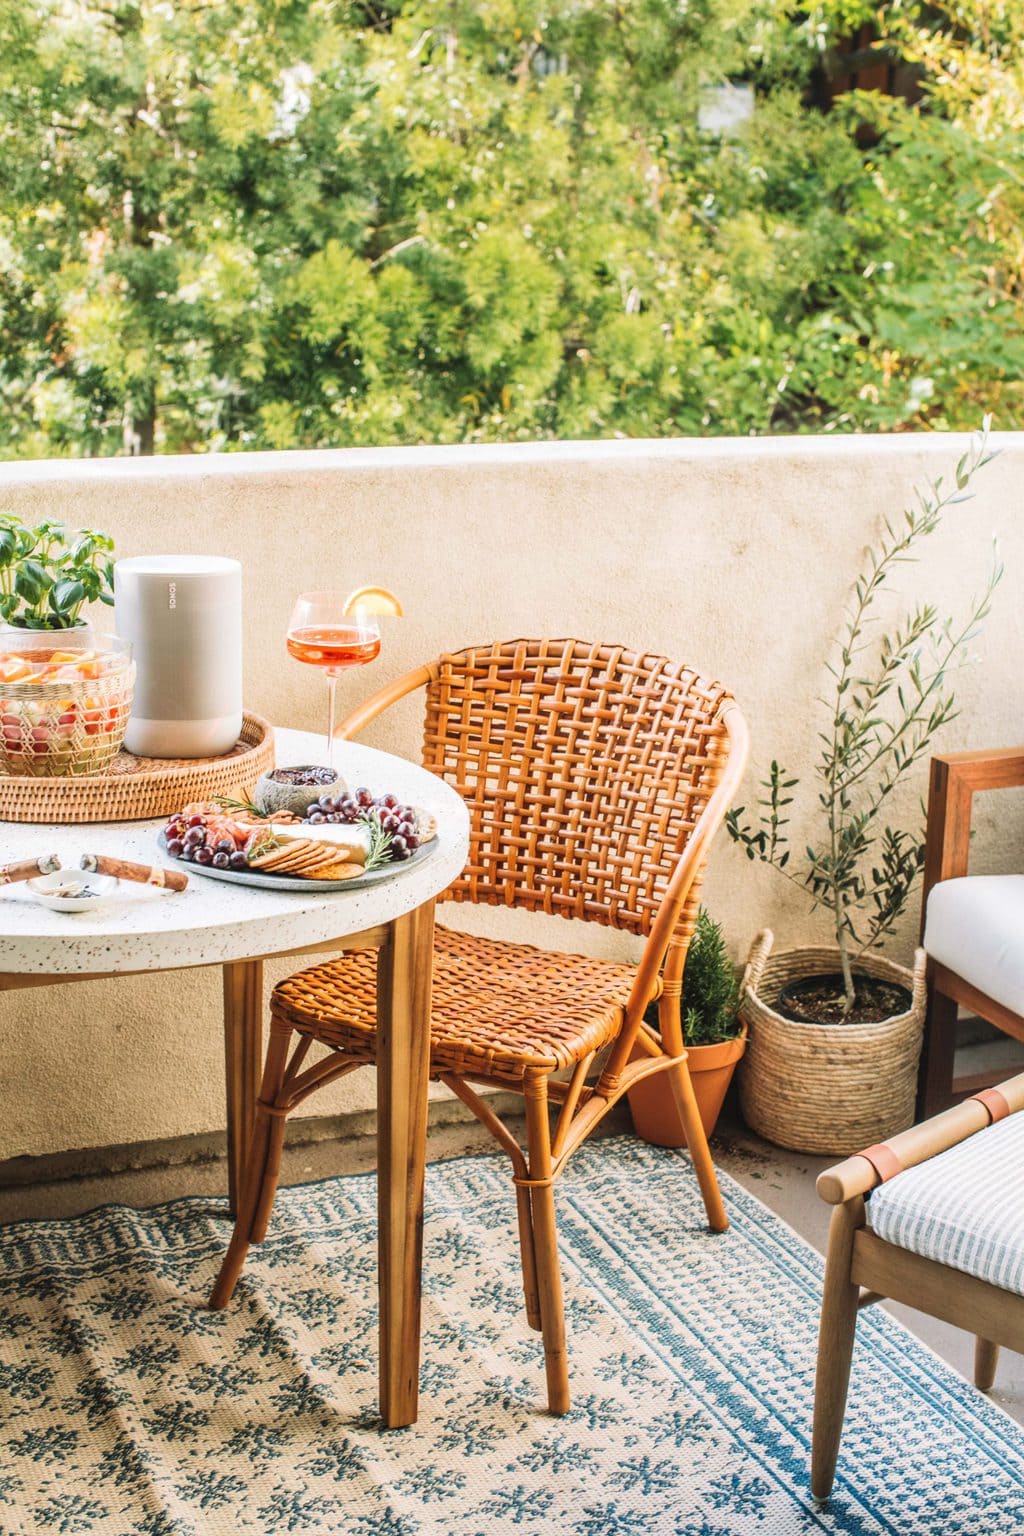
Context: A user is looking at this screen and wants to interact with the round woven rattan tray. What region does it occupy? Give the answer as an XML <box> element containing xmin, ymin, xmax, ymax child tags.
<box><xmin>0</xmin><ymin>712</ymin><xmax>275</xmax><ymax>824</ymax></box>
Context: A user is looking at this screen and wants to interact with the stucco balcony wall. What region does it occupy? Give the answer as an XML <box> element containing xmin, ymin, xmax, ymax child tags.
<box><xmin>0</xmin><ymin>433</ymin><xmax>1020</xmax><ymax>1162</ymax></box>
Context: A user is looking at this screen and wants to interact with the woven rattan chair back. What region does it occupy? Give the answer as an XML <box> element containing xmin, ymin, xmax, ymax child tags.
<box><xmin>421</xmin><ymin>638</ymin><xmax>731</xmax><ymax>939</ymax></box>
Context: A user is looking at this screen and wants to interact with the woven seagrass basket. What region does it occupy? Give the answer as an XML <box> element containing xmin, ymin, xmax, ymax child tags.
<box><xmin>737</xmin><ymin>929</ymin><xmax>926</xmax><ymax>1156</ymax></box>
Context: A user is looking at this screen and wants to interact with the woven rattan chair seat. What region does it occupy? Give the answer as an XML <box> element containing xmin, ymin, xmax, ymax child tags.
<box><xmin>272</xmin><ymin>925</ymin><xmax>640</xmax><ymax>1083</ymax></box>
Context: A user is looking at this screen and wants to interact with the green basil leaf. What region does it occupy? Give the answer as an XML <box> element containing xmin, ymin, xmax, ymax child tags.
<box><xmin>15</xmin><ymin>562</ymin><xmax>47</xmax><ymax>602</ymax></box>
<box><xmin>51</xmin><ymin>578</ymin><xmax>86</xmax><ymax>615</ymax></box>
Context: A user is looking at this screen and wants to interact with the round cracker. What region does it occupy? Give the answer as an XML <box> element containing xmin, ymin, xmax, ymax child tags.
<box><xmin>250</xmin><ymin>839</ymin><xmax>318</xmax><ymax>870</ymax></box>
<box><xmin>306</xmin><ymin>861</ymin><xmax>364</xmax><ymax>881</ymax></box>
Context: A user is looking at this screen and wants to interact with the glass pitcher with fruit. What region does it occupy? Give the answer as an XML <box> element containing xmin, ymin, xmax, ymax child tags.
<box><xmin>0</xmin><ymin>637</ymin><xmax>135</xmax><ymax>778</ymax></box>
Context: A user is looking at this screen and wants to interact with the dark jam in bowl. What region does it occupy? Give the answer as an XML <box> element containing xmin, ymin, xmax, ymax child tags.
<box><xmin>269</xmin><ymin>766</ymin><xmax>337</xmax><ymax>787</ymax></box>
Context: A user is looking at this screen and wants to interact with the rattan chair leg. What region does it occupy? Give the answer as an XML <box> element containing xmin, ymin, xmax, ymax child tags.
<box><xmin>515</xmin><ymin>1184</ymin><xmax>542</xmax><ymax>1332</ymax></box>
<box><xmin>974</xmin><ymin>1336</ymin><xmax>1000</xmax><ymax>1392</ymax></box>
<box><xmin>250</xmin><ymin>1111</ymin><xmax>288</xmax><ymax>1244</ymax></box>
<box><xmin>208</xmin><ymin>1021</ymin><xmax>293</xmax><ymax>1311</ymax></box>
<box><xmin>667</xmin><ymin>1059</ymin><xmax>728</xmax><ymax>1232</ymax></box>
<box><xmin>811</xmin><ymin>1199</ymin><xmax>865</xmax><ymax>1501</ymax></box>
<box><xmin>208</xmin><ymin>1107</ymin><xmax>271</xmax><ymax>1311</ymax></box>
<box><xmin>524</xmin><ymin>1073</ymin><xmax>570</xmax><ymax>1414</ymax></box>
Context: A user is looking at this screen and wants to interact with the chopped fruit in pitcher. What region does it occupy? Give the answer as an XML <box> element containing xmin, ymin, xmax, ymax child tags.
<box><xmin>0</xmin><ymin>661</ymin><xmax>37</xmax><ymax>684</ymax></box>
<box><xmin>0</xmin><ymin>647</ymin><xmax>127</xmax><ymax>684</ymax></box>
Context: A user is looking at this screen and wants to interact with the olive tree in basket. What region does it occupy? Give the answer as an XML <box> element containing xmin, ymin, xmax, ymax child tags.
<box><xmin>727</xmin><ymin>419</ymin><xmax>1001</xmax><ymax>1026</ymax></box>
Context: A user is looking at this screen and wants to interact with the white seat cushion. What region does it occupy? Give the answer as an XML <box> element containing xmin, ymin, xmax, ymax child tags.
<box><xmin>868</xmin><ymin>1111</ymin><xmax>1024</xmax><ymax>1297</ymax></box>
<box><xmin>924</xmin><ymin>874</ymin><xmax>1024</xmax><ymax>1017</ymax></box>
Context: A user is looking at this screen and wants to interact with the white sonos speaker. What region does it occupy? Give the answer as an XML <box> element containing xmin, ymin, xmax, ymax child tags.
<box><xmin>114</xmin><ymin>555</ymin><xmax>243</xmax><ymax>758</ymax></box>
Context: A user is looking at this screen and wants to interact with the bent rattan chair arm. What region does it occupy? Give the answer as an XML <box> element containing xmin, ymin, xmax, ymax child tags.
<box><xmin>816</xmin><ymin>1069</ymin><xmax>1024</xmax><ymax>1205</ymax></box>
<box><xmin>334</xmin><ymin>662</ymin><xmax>439</xmax><ymax>741</ymax></box>
<box><xmin>607</xmin><ymin>702</ymin><xmax>750</xmax><ymax>1072</ymax></box>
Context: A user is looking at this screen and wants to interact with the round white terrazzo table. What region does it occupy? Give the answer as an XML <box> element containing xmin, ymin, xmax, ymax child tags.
<box><xmin>0</xmin><ymin>726</ymin><xmax>470</xmax><ymax>1428</ymax></box>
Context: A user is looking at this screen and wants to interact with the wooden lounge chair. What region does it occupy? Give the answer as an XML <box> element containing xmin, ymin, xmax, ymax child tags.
<box><xmin>811</xmin><ymin>1071</ymin><xmax>1024</xmax><ymax>1500</ymax></box>
<box><xmin>208</xmin><ymin>638</ymin><xmax>748</xmax><ymax>1413</ymax></box>
<box><xmin>917</xmin><ymin>747</ymin><xmax>1024</xmax><ymax>1118</ymax></box>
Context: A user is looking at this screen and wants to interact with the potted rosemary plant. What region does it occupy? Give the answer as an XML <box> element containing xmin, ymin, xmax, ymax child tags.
<box><xmin>629</xmin><ymin>908</ymin><xmax>746</xmax><ymax>1148</ymax></box>
<box><xmin>726</xmin><ymin>419</ymin><xmax>1001</xmax><ymax>1153</ymax></box>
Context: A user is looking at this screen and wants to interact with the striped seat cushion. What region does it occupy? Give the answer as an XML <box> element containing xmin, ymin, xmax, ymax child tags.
<box><xmin>867</xmin><ymin>1111</ymin><xmax>1024</xmax><ymax>1298</ymax></box>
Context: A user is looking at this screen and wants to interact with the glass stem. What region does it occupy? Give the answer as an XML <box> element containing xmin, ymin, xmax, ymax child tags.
<box><xmin>326</xmin><ymin>671</ymin><xmax>338</xmax><ymax>770</ymax></box>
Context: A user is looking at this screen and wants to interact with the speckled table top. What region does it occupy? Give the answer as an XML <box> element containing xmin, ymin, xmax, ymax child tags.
<box><xmin>0</xmin><ymin>728</ymin><xmax>470</xmax><ymax>975</ymax></box>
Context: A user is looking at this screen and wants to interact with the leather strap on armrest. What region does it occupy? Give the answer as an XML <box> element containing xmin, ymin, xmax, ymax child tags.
<box><xmin>969</xmin><ymin>1087</ymin><xmax>1011</xmax><ymax>1124</ymax></box>
<box><xmin>859</xmin><ymin>1142</ymin><xmax>905</xmax><ymax>1184</ymax></box>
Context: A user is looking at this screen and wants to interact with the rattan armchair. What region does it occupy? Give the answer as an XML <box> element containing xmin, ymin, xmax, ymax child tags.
<box><xmin>209</xmin><ymin>638</ymin><xmax>748</xmax><ymax>1413</ymax></box>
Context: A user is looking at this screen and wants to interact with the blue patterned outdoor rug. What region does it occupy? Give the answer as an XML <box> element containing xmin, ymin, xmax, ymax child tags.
<box><xmin>1</xmin><ymin>1139</ymin><xmax>1022</xmax><ymax>1536</ymax></box>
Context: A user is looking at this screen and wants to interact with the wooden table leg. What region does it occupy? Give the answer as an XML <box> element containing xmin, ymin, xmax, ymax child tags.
<box><xmin>376</xmin><ymin>900</ymin><xmax>435</xmax><ymax>1428</ymax></box>
<box><xmin>222</xmin><ymin>959</ymin><xmax>264</xmax><ymax>1216</ymax></box>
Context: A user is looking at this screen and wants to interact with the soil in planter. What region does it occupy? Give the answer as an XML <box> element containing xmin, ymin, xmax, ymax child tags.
<box><xmin>776</xmin><ymin>973</ymin><xmax>913</xmax><ymax>1025</ymax></box>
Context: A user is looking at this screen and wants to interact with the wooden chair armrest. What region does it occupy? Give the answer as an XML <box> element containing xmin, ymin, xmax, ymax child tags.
<box><xmin>817</xmin><ymin>1069</ymin><xmax>1024</xmax><ymax>1204</ymax></box>
<box><xmin>931</xmin><ymin>746</ymin><xmax>1024</xmax><ymax>789</ymax></box>
<box><xmin>920</xmin><ymin>746</ymin><xmax>1024</xmax><ymax>929</ymax></box>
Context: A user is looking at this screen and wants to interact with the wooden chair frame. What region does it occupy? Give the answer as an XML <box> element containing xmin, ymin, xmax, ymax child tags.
<box><xmin>918</xmin><ymin>746</ymin><xmax>1024</xmax><ymax>1118</ymax></box>
<box><xmin>811</xmin><ymin>1071</ymin><xmax>1024</xmax><ymax>1501</ymax></box>
<box><xmin>211</xmin><ymin>641</ymin><xmax>748</xmax><ymax>1414</ymax></box>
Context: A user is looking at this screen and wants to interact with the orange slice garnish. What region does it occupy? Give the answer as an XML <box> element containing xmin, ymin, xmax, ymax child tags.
<box><xmin>342</xmin><ymin>585</ymin><xmax>404</xmax><ymax>618</ymax></box>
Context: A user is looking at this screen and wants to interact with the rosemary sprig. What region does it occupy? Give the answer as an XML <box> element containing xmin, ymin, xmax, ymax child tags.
<box><xmin>245</xmin><ymin>828</ymin><xmax>282</xmax><ymax>863</ymax></box>
<box><xmin>360</xmin><ymin>810</ymin><xmax>394</xmax><ymax>873</ymax></box>
<box><xmin>214</xmin><ymin>793</ymin><xmax>264</xmax><ymax>817</ymax></box>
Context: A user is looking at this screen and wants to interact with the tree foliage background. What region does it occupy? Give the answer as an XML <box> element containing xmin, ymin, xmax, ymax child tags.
<box><xmin>0</xmin><ymin>0</ymin><xmax>1021</xmax><ymax>456</ymax></box>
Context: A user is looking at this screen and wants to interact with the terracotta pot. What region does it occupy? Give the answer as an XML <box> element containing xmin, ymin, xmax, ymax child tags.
<box><xmin>627</xmin><ymin>1025</ymin><xmax>748</xmax><ymax>1148</ymax></box>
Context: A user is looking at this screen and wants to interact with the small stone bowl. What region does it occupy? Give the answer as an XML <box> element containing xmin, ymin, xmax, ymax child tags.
<box><xmin>254</xmin><ymin>765</ymin><xmax>346</xmax><ymax>819</ymax></box>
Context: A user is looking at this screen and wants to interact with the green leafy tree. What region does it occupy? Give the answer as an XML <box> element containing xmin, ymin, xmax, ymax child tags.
<box><xmin>0</xmin><ymin>0</ymin><xmax>1021</xmax><ymax>456</ymax></box>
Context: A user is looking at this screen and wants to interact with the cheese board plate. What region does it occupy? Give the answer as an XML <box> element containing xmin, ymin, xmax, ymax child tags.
<box><xmin>157</xmin><ymin>829</ymin><xmax>436</xmax><ymax>893</ymax></box>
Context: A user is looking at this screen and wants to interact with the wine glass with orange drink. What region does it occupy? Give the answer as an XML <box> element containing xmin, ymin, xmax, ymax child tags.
<box><xmin>286</xmin><ymin>587</ymin><xmax>402</xmax><ymax>768</ymax></box>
